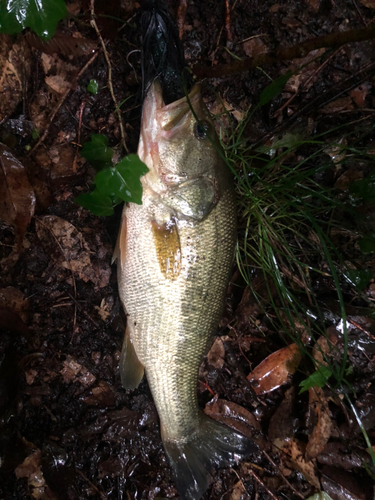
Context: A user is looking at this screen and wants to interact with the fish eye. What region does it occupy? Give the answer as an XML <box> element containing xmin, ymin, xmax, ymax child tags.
<box><xmin>194</xmin><ymin>121</ymin><xmax>209</xmax><ymax>140</ymax></box>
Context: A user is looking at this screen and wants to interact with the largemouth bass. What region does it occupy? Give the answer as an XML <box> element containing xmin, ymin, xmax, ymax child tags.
<box><xmin>115</xmin><ymin>4</ymin><xmax>257</xmax><ymax>499</ymax></box>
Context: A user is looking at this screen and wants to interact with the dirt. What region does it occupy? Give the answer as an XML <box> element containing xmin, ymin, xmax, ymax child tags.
<box><xmin>1</xmin><ymin>0</ymin><xmax>375</xmax><ymax>499</ymax></box>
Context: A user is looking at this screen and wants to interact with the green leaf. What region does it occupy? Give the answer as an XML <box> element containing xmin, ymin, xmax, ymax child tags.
<box><xmin>75</xmin><ymin>190</ymin><xmax>114</xmax><ymax>216</ymax></box>
<box><xmin>0</xmin><ymin>0</ymin><xmax>67</xmax><ymax>39</ymax></box>
<box><xmin>344</xmin><ymin>269</ymin><xmax>373</xmax><ymax>291</ymax></box>
<box><xmin>80</xmin><ymin>134</ymin><xmax>114</xmax><ymax>169</ymax></box>
<box><xmin>349</xmin><ymin>178</ymin><xmax>375</xmax><ymax>202</ymax></box>
<box><xmin>299</xmin><ymin>365</ymin><xmax>332</xmax><ymax>393</ymax></box>
<box><xmin>94</xmin><ymin>154</ymin><xmax>148</xmax><ymax>205</ymax></box>
<box><xmin>305</xmin><ymin>493</ymin><xmax>334</xmax><ymax>500</ymax></box>
<box><xmin>359</xmin><ymin>236</ymin><xmax>375</xmax><ymax>254</ymax></box>
<box><xmin>259</xmin><ymin>70</ymin><xmax>293</xmax><ymax>107</ymax></box>
<box><xmin>87</xmin><ymin>79</ymin><xmax>99</xmax><ymax>95</ymax></box>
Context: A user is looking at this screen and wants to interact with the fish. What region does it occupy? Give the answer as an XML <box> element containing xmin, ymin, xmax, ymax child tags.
<box><xmin>115</xmin><ymin>3</ymin><xmax>258</xmax><ymax>498</ymax></box>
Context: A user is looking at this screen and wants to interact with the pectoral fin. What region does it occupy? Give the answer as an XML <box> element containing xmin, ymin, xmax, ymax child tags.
<box><xmin>120</xmin><ymin>325</ymin><xmax>144</xmax><ymax>390</ymax></box>
<box><xmin>151</xmin><ymin>218</ymin><xmax>181</xmax><ymax>279</ymax></box>
<box><xmin>112</xmin><ymin>208</ymin><xmax>127</xmax><ymax>266</ymax></box>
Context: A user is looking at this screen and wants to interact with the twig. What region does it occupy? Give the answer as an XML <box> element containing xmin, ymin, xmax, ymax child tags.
<box><xmin>90</xmin><ymin>0</ymin><xmax>128</xmax><ymax>153</ymax></box>
<box><xmin>75</xmin><ymin>468</ymin><xmax>107</xmax><ymax>499</ymax></box>
<box><xmin>72</xmin><ymin>100</ymin><xmax>85</xmax><ymax>173</ymax></box>
<box><xmin>263</xmin><ymin>450</ymin><xmax>305</xmax><ymax>499</ymax></box>
<box><xmin>34</xmin><ymin>217</ymin><xmax>77</xmax><ymax>337</ymax></box>
<box><xmin>194</xmin><ymin>22</ymin><xmax>375</xmax><ymax>79</ymax></box>
<box><xmin>248</xmin><ymin>468</ymin><xmax>279</xmax><ymax>500</ymax></box>
<box><xmin>28</xmin><ymin>52</ymin><xmax>99</xmax><ymax>156</ymax></box>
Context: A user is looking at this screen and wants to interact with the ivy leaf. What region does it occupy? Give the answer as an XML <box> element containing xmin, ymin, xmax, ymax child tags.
<box><xmin>359</xmin><ymin>236</ymin><xmax>375</xmax><ymax>254</ymax></box>
<box><xmin>299</xmin><ymin>365</ymin><xmax>332</xmax><ymax>394</ymax></box>
<box><xmin>95</xmin><ymin>155</ymin><xmax>148</xmax><ymax>205</ymax></box>
<box><xmin>87</xmin><ymin>79</ymin><xmax>99</xmax><ymax>95</ymax></box>
<box><xmin>344</xmin><ymin>269</ymin><xmax>373</xmax><ymax>291</ymax></box>
<box><xmin>259</xmin><ymin>70</ymin><xmax>293</xmax><ymax>107</ymax></box>
<box><xmin>75</xmin><ymin>190</ymin><xmax>114</xmax><ymax>216</ymax></box>
<box><xmin>80</xmin><ymin>134</ymin><xmax>113</xmax><ymax>169</ymax></box>
<box><xmin>0</xmin><ymin>0</ymin><xmax>67</xmax><ymax>39</ymax></box>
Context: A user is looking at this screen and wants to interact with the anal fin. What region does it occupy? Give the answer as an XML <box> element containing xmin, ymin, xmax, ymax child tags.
<box><xmin>120</xmin><ymin>325</ymin><xmax>144</xmax><ymax>390</ymax></box>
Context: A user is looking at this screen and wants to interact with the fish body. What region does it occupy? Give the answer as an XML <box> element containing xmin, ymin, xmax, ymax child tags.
<box><xmin>116</xmin><ymin>4</ymin><xmax>257</xmax><ymax>498</ymax></box>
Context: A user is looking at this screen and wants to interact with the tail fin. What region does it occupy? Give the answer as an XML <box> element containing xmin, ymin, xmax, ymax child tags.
<box><xmin>162</xmin><ymin>414</ymin><xmax>259</xmax><ymax>500</ymax></box>
<box><xmin>140</xmin><ymin>0</ymin><xmax>193</xmax><ymax>104</ymax></box>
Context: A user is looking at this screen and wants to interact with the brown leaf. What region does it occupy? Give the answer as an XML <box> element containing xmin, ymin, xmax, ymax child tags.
<box><xmin>0</xmin><ymin>143</ymin><xmax>36</xmax><ymax>245</ymax></box>
<box><xmin>206</xmin><ymin>338</ymin><xmax>225</xmax><ymax>369</ymax></box>
<box><xmin>275</xmin><ymin>438</ymin><xmax>320</xmax><ymax>488</ymax></box>
<box><xmin>0</xmin><ymin>35</ymin><xmax>32</xmax><ymax>122</ymax></box>
<box><xmin>320</xmin><ymin>97</ymin><xmax>354</xmax><ymax>114</ymax></box>
<box><xmin>35</xmin><ymin>215</ymin><xmax>111</xmax><ymax>288</ymax></box>
<box><xmin>350</xmin><ymin>83</ymin><xmax>371</xmax><ymax>108</ymax></box>
<box><xmin>0</xmin><ymin>287</ymin><xmax>29</xmax><ymax>322</ymax></box>
<box><xmin>268</xmin><ymin>387</ymin><xmax>296</xmax><ymax>442</ymax></box>
<box><xmin>306</xmin><ymin>387</ymin><xmax>333</xmax><ymax>460</ymax></box>
<box><xmin>25</xmin><ymin>32</ymin><xmax>97</xmax><ymax>57</ymax></box>
<box><xmin>247</xmin><ymin>343</ymin><xmax>302</xmax><ymax>394</ymax></box>
<box><xmin>358</xmin><ymin>0</ymin><xmax>375</xmax><ymax>8</ymax></box>
<box><xmin>205</xmin><ymin>396</ymin><xmax>261</xmax><ymax>439</ymax></box>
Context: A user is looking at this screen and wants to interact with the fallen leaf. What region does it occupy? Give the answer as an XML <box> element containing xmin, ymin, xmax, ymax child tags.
<box><xmin>0</xmin><ymin>143</ymin><xmax>36</xmax><ymax>245</ymax></box>
<box><xmin>0</xmin><ymin>35</ymin><xmax>32</xmax><ymax>122</ymax></box>
<box><xmin>268</xmin><ymin>387</ymin><xmax>296</xmax><ymax>442</ymax></box>
<box><xmin>242</xmin><ymin>35</ymin><xmax>269</xmax><ymax>58</ymax></box>
<box><xmin>320</xmin><ymin>97</ymin><xmax>354</xmax><ymax>114</ymax></box>
<box><xmin>206</xmin><ymin>338</ymin><xmax>225</xmax><ymax>369</ymax></box>
<box><xmin>35</xmin><ymin>215</ymin><xmax>111</xmax><ymax>288</ymax></box>
<box><xmin>205</xmin><ymin>396</ymin><xmax>261</xmax><ymax>439</ymax></box>
<box><xmin>359</xmin><ymin>0</ymin><xmax>375</xmax><ymax>8</ymax></box>
<box><xmin>275</xmin><ymin>437</ymin><xmax>320</xmax><ymax>488</ymax></box>
<box><xmin>247</xmin><ymin>343</ymin><xmax>301</xmax><ymax>394</ymax></box>
<box><xmin>350</xmin><ymin>83</ymin><xmax>371</xmax><ymax>108</ymax></box>
<box><xmin>306</xmin><ymin>387</ymin><xmax>333</xmax><ymax>459</ymax></box>
<box><xmin>321</xmin><ymin>465</ymin><xmax>370</xmax><ymax>500</ymax></box>
<box><xmin>0</xmin><ymin>287</ymin><xmax>29</xmax><ymax>322</ymax></box>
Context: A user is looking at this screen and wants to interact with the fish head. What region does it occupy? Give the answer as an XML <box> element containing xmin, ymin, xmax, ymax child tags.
<box><xmin>139</xmin><ymin>80</ymin><xmax>229</xmax><ymax>220</ymax></box>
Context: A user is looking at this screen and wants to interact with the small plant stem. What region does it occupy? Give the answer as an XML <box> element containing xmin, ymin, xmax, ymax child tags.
<box><xmin>194</xmin><ymin>22</ymin><xmax>375</xmax><ymax>78</ymax></box>
<box><xmin>90</xmin><ymin>0</ymin><xmax>128</xmax><ymax>153</ymax></box>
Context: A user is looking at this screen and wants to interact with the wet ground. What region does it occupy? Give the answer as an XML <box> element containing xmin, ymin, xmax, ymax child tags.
<box><xmin>1</xmin><ymin>0</ymin><xmax>375</xmax><ymax>499</ymax></box>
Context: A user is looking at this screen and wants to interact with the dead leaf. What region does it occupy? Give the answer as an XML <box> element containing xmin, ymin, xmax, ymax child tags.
<box><xmin>41</xmin><ymin>53</ymin><xmax>78</xmax><ymax>94</ymax></box>
<box><xmin>206</xmin><ymin>338</ymin><xmax>225</xmax><ymax>369</ymax></box>
<box><xmin>268</xmin><ymin>387</ymin><xmax>296</xmax><ymax>442</ymax></box>
<box><xmin>350</xmin><ymin>83</ymin><xmax>371</xmax><ymax>108</ymax></box>
<box><xmin>359</xmin><ymin>0</ymin><xmax>375</xmax><ymax>8</ymax></box>
<box><xmin>275</xmin><ymin>438</ymin><xmax>320</xmax><ymax>488</ymax></box>
<box><xmin>0</xmin><ymin>143</ymin><xmax>36</xmax><ymax>245</ymax></box>
<box><xmin>60</xmin><ymin>355</ymin><xmax>95</xmax><ymax>386</ymax></box>
<box><xmin>25</xmin><ymin>32</ymin><xmax>97</xmax><ymax>56</ymax></box>
<box><xmin>35</xmin><ymin>215</ymin><xmax>111</xmax><ymax>288</ymax></box>
<box><xmin>15</xmin><ymin>448</ymin><xmax>51</xmax><ymax>498</ymax></box>
<box><xmin>321</xmin><ymin>465</ymin><xmax>370</xmax><ymax>500</ymax></box>
<box><xmin>320</xmin><ymin>97</ymin><xmax>354</xmax><ymax>114</ymax></box>
<box><xmin>306</xmin><ymin>387</ymin><xmax>333</xmax><ymax>460</ymax></box>
<box><xmin>247</xmin><ymin>343</ymin><xmax>302</xmax><ymax>394</ymax></box>
<box><xmin>205</xmin><ymin>396</ymin><xmax>261</xmax><ymax>439</ymax></box>
<box><xmin>83</xmin><ymin>381</ymin><xmax>117</xmax><ymax>406</ymax></box>
<box><xmin>0</xmin><ymin>287</ymin><xmax>29</xmax><ymax>322</ymax></box>
<box><xmin>0</xmin><ymin>35</ymin><xmax>32</xmax><ymax>122</ymax></box>
<box><xmin>242</xmin><ymin>36</ymin><xmax>269</xmax><ymax>58</ymax></box>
